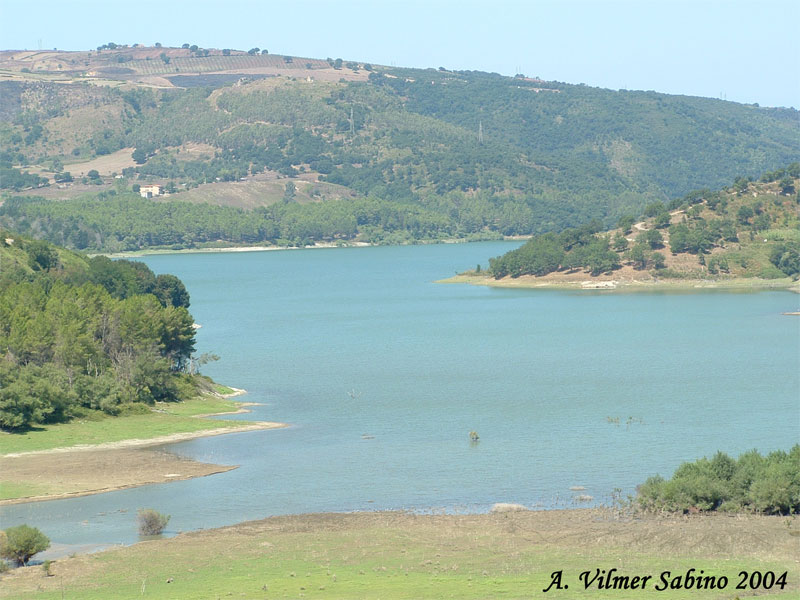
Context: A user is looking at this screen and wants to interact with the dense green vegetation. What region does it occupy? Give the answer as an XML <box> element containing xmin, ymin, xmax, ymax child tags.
<box><xmin>0</xmin><ymin>233</ymin><xmax>201</xmax><ymax>430</ymax></box>
<box><xmin>488</xmin><ymin>220</ymin><xmax>620</xmax><ymax>277</ymax></box>
<box><xmin>485</xmin><ymin>168</ymin><xmax>799</xmax><ymax>280</ymax></box>
<box><xmin>1</xmin><ymin>56</ymin><xmax>798</xmax><ymax>250</ymax></box>
<box><xmin>0</xmin><ymin>525</ymin><xmax>50</xmax><ymax>567</ymax></box>
<box><xmin>0</xmin><ymin>192</ymin><xmax>502</xmax><ymax>251</ymax></box>
<box><xmin>637</xmin><ymin>446</ymin><xmax>800</xmax><ymax>515</ymax></box>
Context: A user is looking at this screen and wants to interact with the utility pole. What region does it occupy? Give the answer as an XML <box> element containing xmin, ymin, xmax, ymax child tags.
<box><xmin>478</xmin><ymin>120</ymin><xmax>484</xmax><ymax>144</ymax></box>
<box><xmin>349</xmin><ymin>106</ymin><xmax>355</xmax><ymax>136</ymax></box>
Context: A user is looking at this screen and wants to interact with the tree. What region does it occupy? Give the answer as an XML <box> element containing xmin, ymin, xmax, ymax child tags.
<box><xmin>132</xmin><ymin>148</ymin><xmax>147</xmax><ymax>165</ymax></box>
<box><xmin>653</xmin><ymin>211</ymin><xmax>671</xmax><ymax>229</ymax></box>
<box><xmin>669</xmin><ymin>224</ymin><xmax>690</xmax><ymax>253</ymax></box>
<box><xmin>25</xmin><ymin>240</ymin><xmax>59</xmax><ymax>271</ymax></box>
<box><xmin>87</xmin><ymin>169</ymin><xmax>101</xmax><ymax>181</ymax></box>
<box><xmin>248</xmin><ymin>47</ymin><xmax>260</xmax><ymax>55</ymax></box>
<box><xmin>160</xmin><ymin>52</ymin><xmax>170</xmax><ymax>64</ymax></box>
<box><xmin>222</xmin><ymin>48</ymin><xmax>231</xmax><ymax>56</ymax></box>
<box><xmin>644</xmin><ymin>201</ymin><xmax>665</xmax><ymax>217</ymax></box>
<box><xmin>640</xmin><ymin>228</ymin><xmax>664</xmax><ymax>249</ymax></box>
<box><xmin>617</xmin><ymin>215</ymin><xmax>635</xmax><ymax>234</ymax></box>
<box><xmin>283</xmin><ymin>181</ymin><xmax>296</xmax><ymax>203</ymax></box>
<box><xmin>154</xmin><ymin>274</ymin><xmax>190</xmax><ymax>308</ymax></box>
<box><xmin>651</xmin><ymin>252</ymin><xmax>666</xmax><ymax>269</ymax></box>
<box><xmin>737</xmin><ymin>205</ymin><xmax>753</xmax><ymax>224</ymax></box>
<box><xmin>753</xmin><ymin>213</ymin><xmax>771</xmax><ymax>232</ymax></box>
<box><xmin>629</xmin><ymin>243</ymin><xmax>649</xmax><ymax>270</ymax></box>
<box><xmin>612</xmin><ymin>233</ymin><xmax>628</xmax><ymax>252</ymax></box>
<box><xmin>0</xmin><ymin>525</ymin><xmax>50</xmax><ymax>566</ymax></box>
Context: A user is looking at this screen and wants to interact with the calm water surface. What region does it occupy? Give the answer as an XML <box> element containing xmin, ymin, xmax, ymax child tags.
<box><xmin>3</xmin><ymin>241</ymin><xmax>798</xmax><ymax>550</ymax></box>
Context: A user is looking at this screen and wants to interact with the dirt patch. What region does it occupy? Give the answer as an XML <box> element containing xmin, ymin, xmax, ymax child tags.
<box><xmin>64</xmin><ymin>147</ymin><xmax>136</xmax><ymax>176</ymax></box>
<box><xmin>171</xmin><ymin>174</ymin><xmax>357</xmax><ymax>209</ymax></box>
<box><xmin>0</xmin><ymin>448</ymin><xmax>235</xmax><ymax>505</ymax></box>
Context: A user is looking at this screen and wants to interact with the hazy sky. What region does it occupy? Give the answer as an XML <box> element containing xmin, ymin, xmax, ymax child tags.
<box><xmin>1</xmin><ymin>0</ymin><xmax>798</xmax><ymax>108</ymax></box>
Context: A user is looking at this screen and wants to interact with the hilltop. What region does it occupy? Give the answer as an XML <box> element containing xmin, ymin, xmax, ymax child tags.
<box><xmin>1</xmin><ymin>45</ymin><xmax>799</xmax><ymax>251</ymax></box>
<box><xmin>445</xmin><ymin>169</ymin><xmax>800</xmax><ymax>291</ymax></box>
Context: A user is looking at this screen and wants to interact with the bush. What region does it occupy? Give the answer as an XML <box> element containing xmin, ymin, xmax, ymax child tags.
<box><xmin>637</xmin><ymin>446</ymin><xmax>800</xmax><ymax>514</ymax></box>
<box><xmin>137</xmin><ymin>509</ymin><xmax>170</xmax><ymax>535</ymax></box>
<box><xmin>0</xmin><ymin>525</ymin><xmax>50</xmax><ymax>566</ymax></box>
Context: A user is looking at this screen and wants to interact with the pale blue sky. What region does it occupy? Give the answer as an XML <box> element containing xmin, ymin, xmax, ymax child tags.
<box><xmin>1</xmin><ymin>0</ymin><xmax>798</xmax><ymax>108</ymax></box>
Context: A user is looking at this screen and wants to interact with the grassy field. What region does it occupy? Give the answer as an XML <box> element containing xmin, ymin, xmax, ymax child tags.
<box><xmin>1</xmin><ymin>510</ymin><xmax>797</xmax><ymax>599</ymax></box>
<box><xmin>0</xmin><ymin>395</ymin><xmax>252</xmax><ymax>456</ymax></box>
<box><xmin>172</xmin><ymin>176</ymin><xmax>358</xmax><ymax>210</ymax></box>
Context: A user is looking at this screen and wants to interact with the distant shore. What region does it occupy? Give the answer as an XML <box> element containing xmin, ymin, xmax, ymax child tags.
<box><xmin>91</xmin><ymin>236</ymin><xmax>520</xmax><ymax>259</ymax></box>
<box><xmin>439</xmin><ymin>273</ymin><xmax>800</xmax><ymax>293</ymax></box>
<box><xmin>94</xmin><ymin>241</ymin><xmax>373</xmax><ymax>259</ymax></box>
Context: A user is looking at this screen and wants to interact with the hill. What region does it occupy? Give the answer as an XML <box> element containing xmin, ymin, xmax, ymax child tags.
<box><xmin>0</xmin><ymin>231</ymin><xmax>208</xmax><ymax>431</ymax></box>
<box><xmin>446</xmin><ymin>169</ymin><xmax>800</xmax><ymax>290</ymax></box>
<box><xmin>1</xmin><ymin>45</ymin><xmax>798</xmax><ymax>251</ymax></box>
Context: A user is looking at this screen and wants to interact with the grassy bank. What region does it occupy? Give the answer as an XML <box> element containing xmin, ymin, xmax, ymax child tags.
<box><xmin>0</xmin><ymin>394</ymin><xmax>257</xmax><ymax>456</ymax></box>
<box><xmin>439</xmin><ymin>273</ymin><xmax>800</xmax><ymax>293</ymax></box>
<box><xmin>1</xmin><ymin>510</ymin><xmax>797</xmax><ymax>599</ymax></box>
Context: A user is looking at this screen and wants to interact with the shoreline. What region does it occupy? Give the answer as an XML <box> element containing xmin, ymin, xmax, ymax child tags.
<box><xmin>0</xmin><ymin>421</ymin><xmax>287</xmax><ymax>505</ymax></box>
<box><xmin>5</xmin><ymin>508</ymin><xmax>796</xmax><ymax>599</ymax></box>
<box><xmin>94</xmin><ymin>241</ymin><xmax>373</xmax><ymax>259</ymax></box>
<box><xmin>0</xmin><ymin>419</ymin><xmax>287</xmax><ymax>460</ymax></box>
<box><xmin>439</xmin><ymin>273</ymin><xmax>800</xmax><ymax>293</ymax></box>
<box><xmin>90</xmin><ymin>236</ymin><xmax>520</xmax><ymax>259</ymax></box>
<box><xmin>0</xmin><ymin>390</ymin><xmax>288</xmax><ymax>505</ymax></box>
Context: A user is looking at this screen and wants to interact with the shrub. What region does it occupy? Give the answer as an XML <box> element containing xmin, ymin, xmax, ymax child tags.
<box><xmin>137</xmin><ymin>509</ymin><xmax>170</xmax><ymax>536</ymax></box>
<box><xmin>0</xmin><ymin>525</ymin><xmax>51</xmax><ymax>566</ymax></box>
<box><xmin>637</xmin><ymin>446</ymin><xmax>800</xmax><ymax>514</ymax></box>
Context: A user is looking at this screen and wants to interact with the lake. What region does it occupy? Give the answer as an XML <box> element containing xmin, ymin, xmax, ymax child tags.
<box><xmin>2</xmin><ymin>241</ymin><xmax>798</xmax><ymax>550</ymax></box>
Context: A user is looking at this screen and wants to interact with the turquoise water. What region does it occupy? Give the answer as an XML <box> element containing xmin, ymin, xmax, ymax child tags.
<box><xmin>2</xmin><ymin>241</ymin><xmax>798</xmax><ymax>550</ymax></box>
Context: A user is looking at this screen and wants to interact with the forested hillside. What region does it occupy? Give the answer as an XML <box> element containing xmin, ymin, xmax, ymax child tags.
<box><xmin>0</xmin><ymin>232</ymin><xmax>204</xmax><ymax>430</ymax></box>
<box><xmin>485</xmin><ymin>167</ymin><xmax>799</xmax><ymax>281</ymax></box>
<box><xmin>1</xmin><ymin>46</ymin><xmax>798</xmax><ymax>251</ymax></box>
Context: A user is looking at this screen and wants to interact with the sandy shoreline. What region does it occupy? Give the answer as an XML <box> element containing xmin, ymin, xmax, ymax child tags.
<box><xmin>0</xmin><ymin>448</ymin><xmax>238</xmax><ymax>506</ymax></box>
<box><xmin>92</xmin><ymin>236</ymin><xmax>519</xmax><ymax>258</ymax></box>
<box><xmin>0</xmin><ymin>422</ymin><xmax>287</xmax><ymax>505</ymax></box>
<box><xmin>96</xmin><ymin>241</ymin><xmax>373</xmax><ymax>259</ymax></box>
<box><xmin>440</xmin><ymin>273</ymin><xmax>800</xmax><ymax>293</ymax></box>
<box><xmin>0</xmin><ymin>389</ymin><xmax>288</xmax><ymax>504</ymax></box>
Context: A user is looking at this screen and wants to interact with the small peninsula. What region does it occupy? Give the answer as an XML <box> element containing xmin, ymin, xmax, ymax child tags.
<box><xmin>444</xmin><ymin>170</ymin><xmax>800</xmax><ymax>292</ymax></box>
